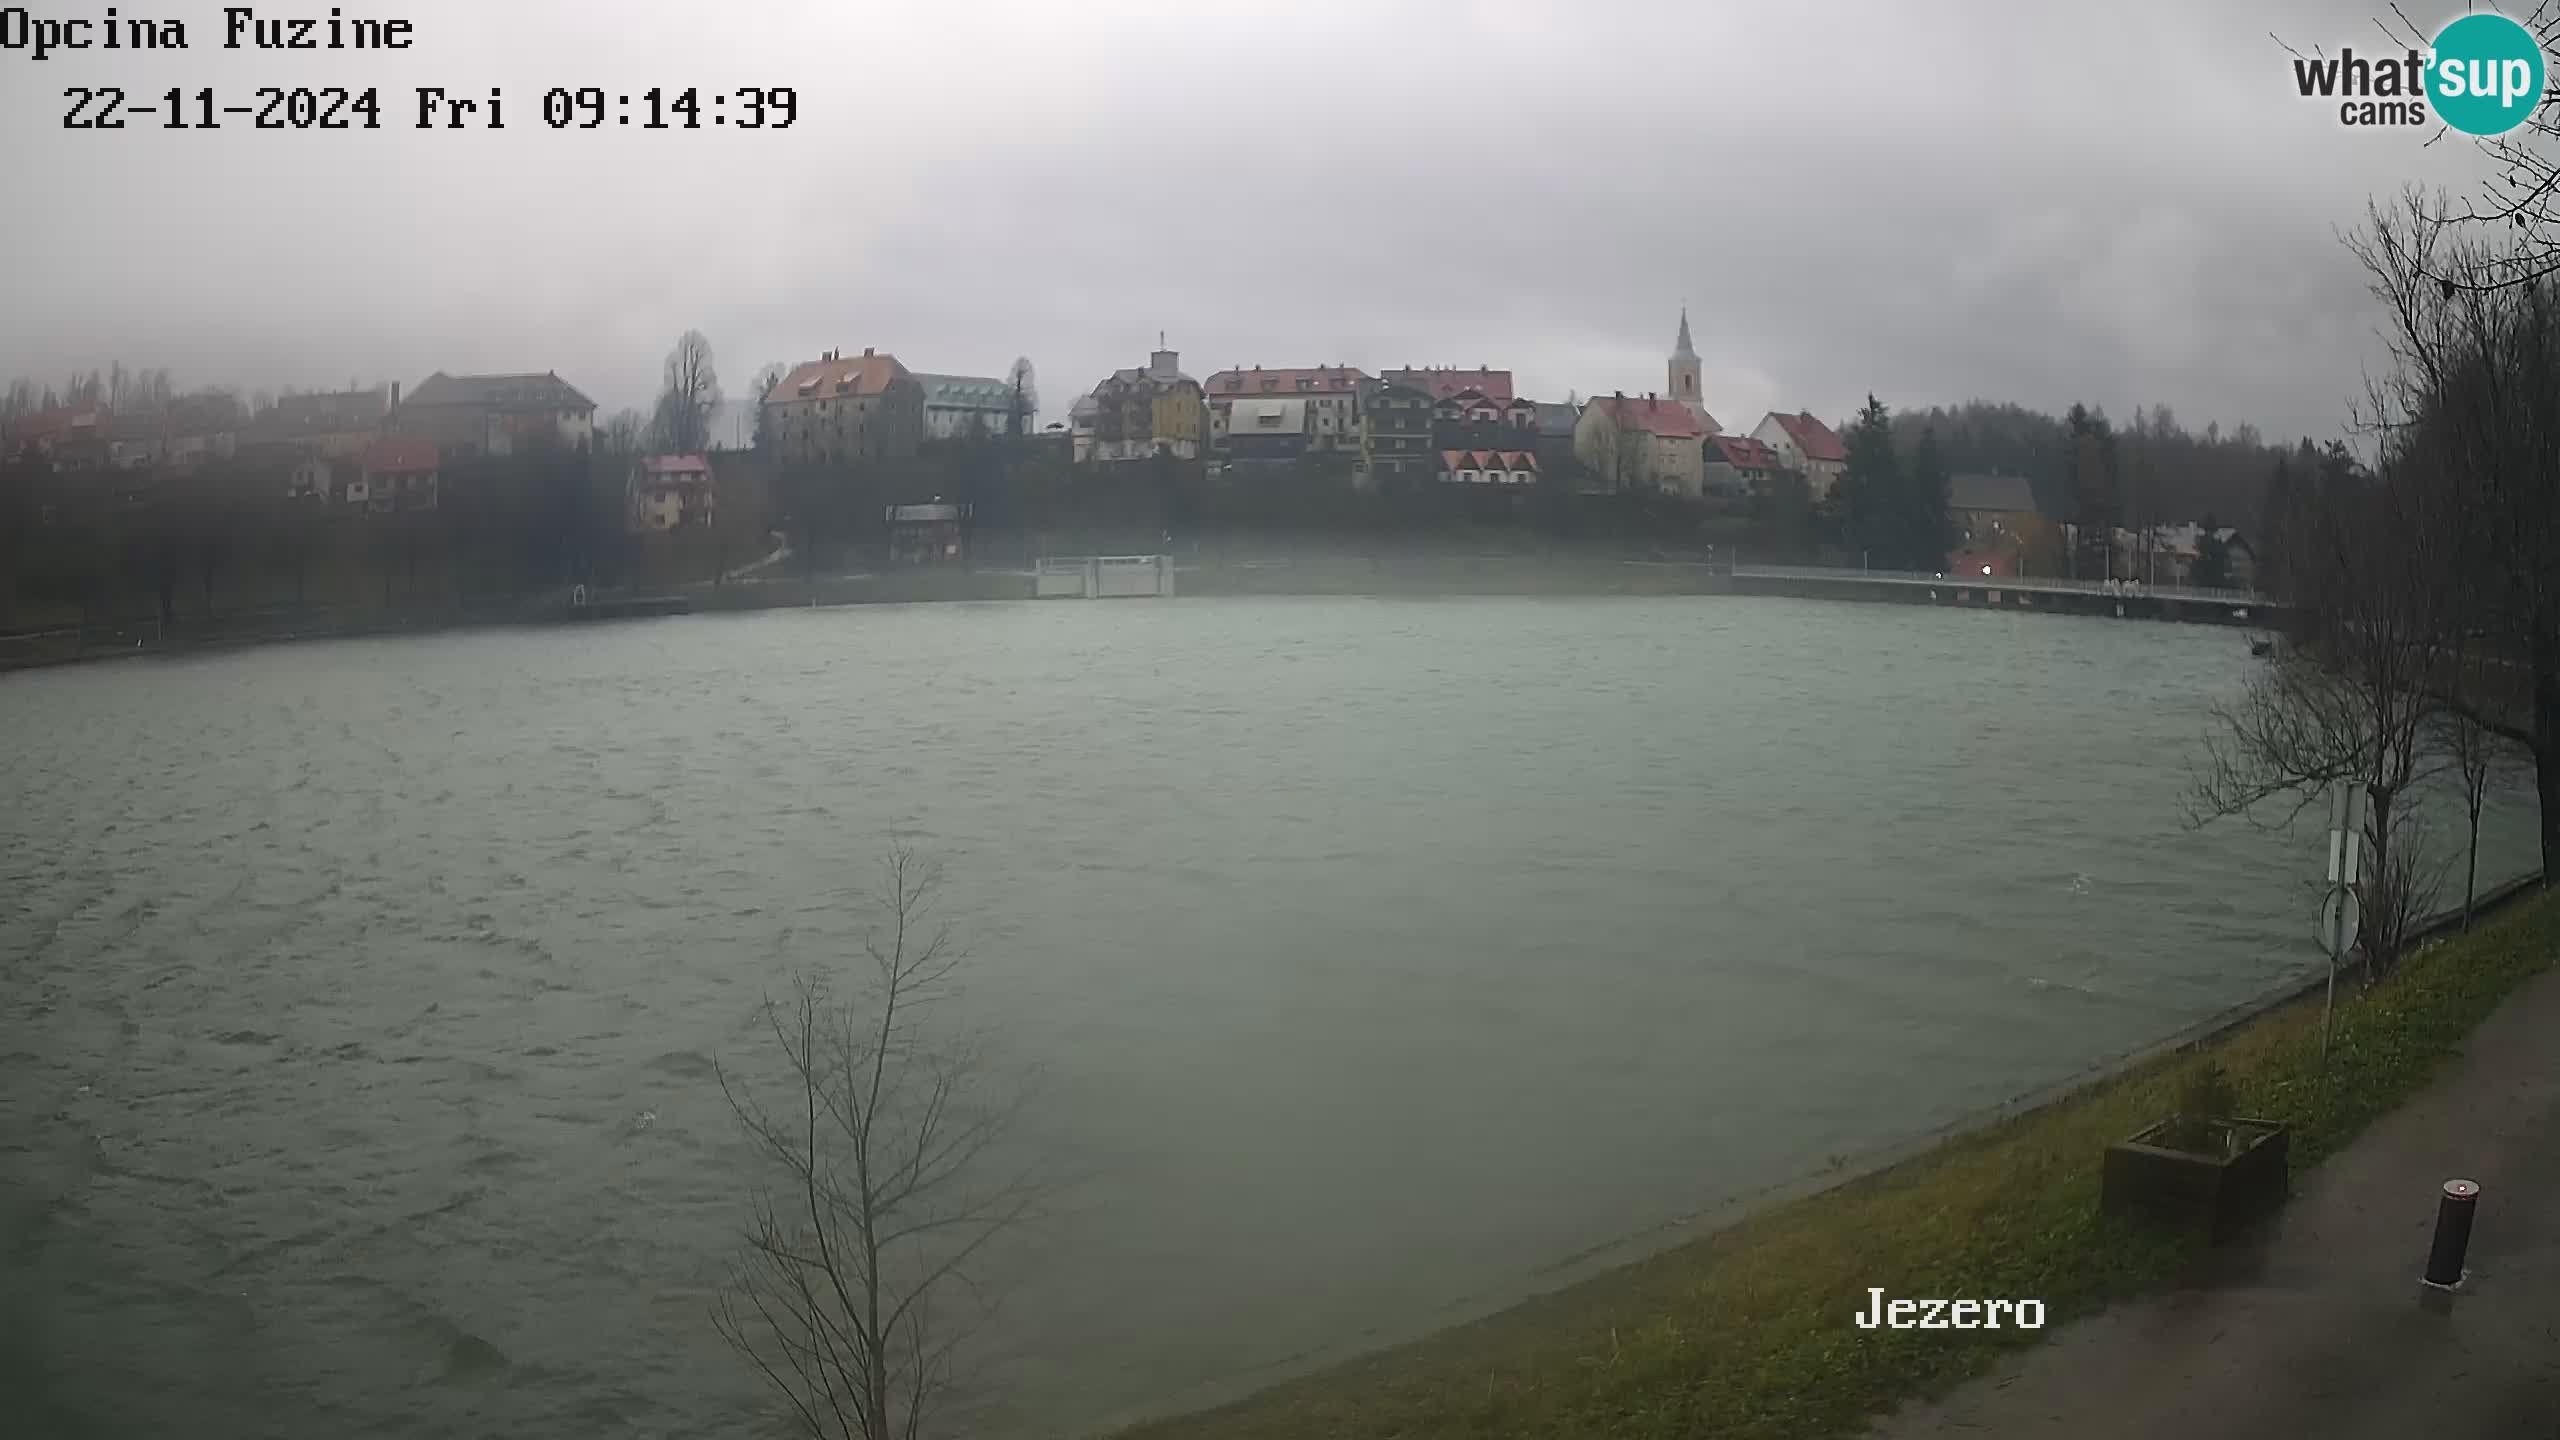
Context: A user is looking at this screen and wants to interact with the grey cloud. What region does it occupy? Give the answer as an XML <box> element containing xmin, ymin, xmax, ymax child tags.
<box><xmin>0</xmin><ymin>0</ymin><xmax>2515</xmax><ymax>444</ymax></box>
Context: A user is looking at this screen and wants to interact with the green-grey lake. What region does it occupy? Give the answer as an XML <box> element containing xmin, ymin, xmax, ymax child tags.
<box><xmin>2</xmin><ymin>595</ymin><xmax>2538</xmax><ymax>1437</ymax></box>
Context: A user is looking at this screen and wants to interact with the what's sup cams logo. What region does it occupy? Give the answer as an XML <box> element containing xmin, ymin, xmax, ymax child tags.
<box><xmin>2294</xmin><ymin>12</ymin><xmax>2548</xmax><ymax>134</ymax></box>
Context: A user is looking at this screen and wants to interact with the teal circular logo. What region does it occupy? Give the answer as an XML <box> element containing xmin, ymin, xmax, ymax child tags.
<box><xmin>2429</xmin><ymin>13</ymin><xmax>2546</xmax><ymax>136</ymax></box>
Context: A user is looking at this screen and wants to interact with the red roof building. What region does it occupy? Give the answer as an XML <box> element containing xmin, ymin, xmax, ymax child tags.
<box><xmin>1706</xmin><ymin>434</ymin><xmax>1783</xmax><ymax>468</ymax></box>
<box><xmin>359</xmin><ymin>435</ymin><xmax>440</xmax><ymax>512</ymax></box>
<box><xmin>628</xmin><ymin>453</ymin><xmax>716</xmax><ymax>533</ymax></box>
<box><xmin>1749</xmin><ymin>409</ymin><xmax>1850</xmax><ymax>500</ymax></box>
<box><xmin>1438</xmin><ymin>448</ymin><xmax>1540</xmax><ymax>484</ymax></box>
<box><xmin>1380</xmin><ymin>367</ymin><xmax>1514</xmax><ymax>404</ymax></box>
<box><xmin>1203</xmin><ymin>365</ymin><xmax>1366</xmax><ymax>455</ymax></box>
<box><xmin>1203</xmin><ymin>365</ymin><xmax>1366</xmax><ymax>396</ymax></box>
<box><xmin>765</xmin><ymin>347</ymin><xmax>925</xmax><ymax>465</ymax></box>
<box><xmin>1585</xmin><ymin>393</ymin><xmax>1711</xmax><ymax>440</ymax></box>
<box><xmin>363</xmin><ymin>435</ymin><xmax>439</xmax><ymax>474</ymax></box>
<box><xmin>1703</xmin><ymin>434</ymin><xmax>1785</xmax><ymax>499</ymax></box>
<box><xmin>1767</xmin><ymin>410</ymin><xmax>1846</xmax><ymax>463</ymax></box>
<box><xmin>5</xmin><ymin>405</ymin><xmax>110</xmax><ymax>461</ymax></box>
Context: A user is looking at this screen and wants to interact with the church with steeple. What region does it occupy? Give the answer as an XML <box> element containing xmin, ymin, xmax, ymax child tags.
<box><xmin>1668</xmin><ymin>306</ymin><xmax>1717</xmax><ymax>433</ymax></box>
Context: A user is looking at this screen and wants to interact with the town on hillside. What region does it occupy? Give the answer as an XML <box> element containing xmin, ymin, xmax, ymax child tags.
<box><xmin>0</xmin><ymin>311</ymin><xmax>2312</xmax><ymax>634</ymax></box>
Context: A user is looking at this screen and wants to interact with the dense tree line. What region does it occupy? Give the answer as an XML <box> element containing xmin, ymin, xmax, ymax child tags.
<box><xmin>1889</xmin><ymin>398</ymin><xmax>2302</xmax><ymax>548</ymax></box>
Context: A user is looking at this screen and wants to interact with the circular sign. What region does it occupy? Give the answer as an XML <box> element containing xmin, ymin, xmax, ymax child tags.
<box><xmin>2429</xmin><ymin>13</ymin><xmax>2548</xmax><ymax>138</ymax></box>
<box><xmin>2319</xmin><ymin>885</ymin><xmax>2363</xmax><ymax>956</ymax></box>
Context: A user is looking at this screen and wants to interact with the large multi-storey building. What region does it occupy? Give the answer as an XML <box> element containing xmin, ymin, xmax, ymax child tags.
<box><xmin>914</xmin><ymin>372</ymin><xmax>1028</xmax><ymax>442</ymax></box>
<box><xmin>1203</xmin><ymin>365</ymin><xmax>1366</xmax><ymax>455</ymax></box>
<box><xmin>1071</xmin><ymin>344</ymin><xmax>1205</xmax><ymax>464</ymax></box>
<box><xmin>401</xmin><ymin>371</ymin><xmax>594</xmax><ymax>456</ymax></box>
<box><xmin>765</xmin><ymin>348</ymin><xmax>925</xmax><ymax>465</ymax></box>
<box><xmin>253</xmin><ymin>384</ymin><xmax>396</xmax><ymax>459</ymax></box>
<box><xmin>1357</xmin><ymin>378</ymin><xmax>1435</xmax><ymax>488</ymax></box>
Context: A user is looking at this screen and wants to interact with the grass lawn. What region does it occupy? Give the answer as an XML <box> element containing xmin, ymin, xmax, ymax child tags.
<box><xmin>1119</xmin><ymin>889</ymin><xmax>2559</xmax><ymax>1440</ymax></box>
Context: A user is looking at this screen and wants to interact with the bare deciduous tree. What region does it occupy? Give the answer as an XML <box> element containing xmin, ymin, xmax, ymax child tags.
<box><xmin>1004</xmin><ymin>358</ymin><xmax>1037</xmax><ymax>440</ymax></box>
<box><xmin>653</xmin><ymin>329</ymin><xmax>723</xmax><ymax>457</ymax></box>
<box><xmin>2186</xmin><ymin>452</ymin><xmax>2467</xmax><ymax>970</ymax></box>
<box><xmin>2350</xmin><ymin>191</ymin><xmax>2558</xmax><ymax>884</ymax></box>
<box><xmin>2432</xmin><ymin>701</ymin><xmax>2526</xmax><ymax>927</ymax></box>
<box><xmin>715</xmin><ymin>850</ymin><xmax>1036</xmax><ymax>1440</ymax></box>
<box><xmin>2349</xmin><ymin>4</ymin><xmax>2560</xmax><ymax>293</ymax></box>
<box><xmin>601</xmin><ymin>407</ymin><xmax>649</xmax><ymax>457</ymax></box>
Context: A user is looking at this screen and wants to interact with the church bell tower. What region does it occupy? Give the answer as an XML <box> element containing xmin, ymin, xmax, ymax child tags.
<box><xmin>1669</xmin><ymin>306</ymin><xmax>1704</xmax><ymax>421</ymax></box>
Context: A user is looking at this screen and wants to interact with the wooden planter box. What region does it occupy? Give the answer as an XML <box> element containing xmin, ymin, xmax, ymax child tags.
<box><xmin>2101</xmin><ymin>1117</ymin><xmax>2289</xmax><ymax>1240</ymax></box>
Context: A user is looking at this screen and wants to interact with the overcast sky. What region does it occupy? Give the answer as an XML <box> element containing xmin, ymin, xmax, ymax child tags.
<box><xmin>0</xmin><ymin>0</ymin><xmax>2512</xmax><ymax>443</ymax></box>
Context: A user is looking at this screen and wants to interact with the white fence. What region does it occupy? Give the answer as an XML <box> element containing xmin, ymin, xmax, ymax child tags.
<box><xmin>1035</xmin><ymin>556</ymin><xmax>1176</xmax><ymax>599</ymax></box>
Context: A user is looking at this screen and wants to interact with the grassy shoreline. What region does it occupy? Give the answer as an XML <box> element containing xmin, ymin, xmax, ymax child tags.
<box><xmin>1118</xmin><ymin>885</ymin><xmax>2559</xmax><ymax>1440</ymax></box>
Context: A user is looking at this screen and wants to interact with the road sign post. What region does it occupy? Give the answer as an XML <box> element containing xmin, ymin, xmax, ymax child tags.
<box><xmin>2320</xmin><ymin>780</ymin><xmax>2369</xmax><ymax>1062</ymax></box>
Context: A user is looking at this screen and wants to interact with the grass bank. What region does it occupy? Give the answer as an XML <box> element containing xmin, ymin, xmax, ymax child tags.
<box><xmin>1120</xmin><ymin>888</ymin><xmax>2560</xmax><ymax>1440</ymax></box>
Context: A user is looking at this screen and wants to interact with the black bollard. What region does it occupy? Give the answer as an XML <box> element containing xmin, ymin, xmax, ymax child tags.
<box><xmin>2423</xmin><ymin>1179</ymin><xmax>2480</xmax><ymax>1288</ymax></box>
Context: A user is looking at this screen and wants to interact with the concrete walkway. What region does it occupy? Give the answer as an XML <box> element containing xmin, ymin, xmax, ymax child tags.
<box><xmin>1871</xmin><ymin>960</ymin><xmax>2560</xmax><ymax>1440</ymax></box>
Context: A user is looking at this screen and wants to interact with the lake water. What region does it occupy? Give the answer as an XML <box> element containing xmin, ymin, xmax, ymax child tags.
<box><xmin>1</xmin><ymin>595</ymin><xmax>2539</xmax><ymax>1438</ymax></box>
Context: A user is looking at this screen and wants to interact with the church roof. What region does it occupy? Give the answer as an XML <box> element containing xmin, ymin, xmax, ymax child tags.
<box><xmin>1674</xmin><ymin>307</ymin><xmax>1697</xmax><ymax>359</ymax></box>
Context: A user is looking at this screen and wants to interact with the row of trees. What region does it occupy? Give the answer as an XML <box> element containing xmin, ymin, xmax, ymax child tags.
<box><xmin>2190</xmin><ymin>191</ymin><xmax>2558</xmax><ymax>961</ymax></box>
<box><xmin>1885</xmin><ymin>397</ymin><xmax>2308</xmax><ymax>577</ymax></box>
<box><xmin>0</xmin><ymin>366</ymin><xmax>416</xmax><ymax>432</ymax></box>
<box><xmin>2</xmin><ymin>364</ymin><xmax>179</xmax><ymax>423</ymax></box>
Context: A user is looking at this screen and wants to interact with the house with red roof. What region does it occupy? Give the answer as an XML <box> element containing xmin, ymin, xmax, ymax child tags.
<box><xmin>360</xmin><ymin>435</ymin><xmax>440</xmax><ymax>513</ymax></box>
<box><xmin>1702</xmin><ymin>434</ymin><xmax>1786</xmax><ymax>500</ymax></box>
<box><xmin>1204</xmin><ymin>366</ymin><xmax>1365</xmax><ymax>455</ymax></box>
<box><xmin>1438</xmin><ymin>448</ymin><xmax>1539</xmax><ymax>486</ymax></box>
<box><xmin>1573</xmin><ymin>391</ymin><xmax>1712</xmax><ymax>497</ymax></box>
<box><xmin>1750</xmin><ymin>410</ymin><xmax>1848</xmax><ymax>499</ymax></box>
<box><xmin>628</xmin><ymin>454</ymin><xmax>716</xmax><ymax>533</ymax></box>
<box><xmin>1378</xmin><ymin>367</ymin><xmax>1514</xmax><ymax>404</ymax></box>
<box><xmin>765</xmin><ymin>348</ymin><xmax>924</xmax><ymax>465</ymax></box>
<box><xmin>4</xmin><ymin>405</ymin><xmax>111</xmax><ymax>467</ymax></box>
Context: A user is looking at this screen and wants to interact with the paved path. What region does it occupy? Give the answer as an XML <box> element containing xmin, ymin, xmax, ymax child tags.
<box><xmin>1870</xmin><ymin>961</ymin><xmax>2560</xmax><ymax>1440</ymax></box>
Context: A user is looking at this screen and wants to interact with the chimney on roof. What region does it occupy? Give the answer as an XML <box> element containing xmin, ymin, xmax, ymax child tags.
<box><xmin>863</xmin><ymin>347</ymin><xmax>874</xmax><ymax>358</ymax></box>
<box><xmin>390</xmin><ymin>381</ymin><xmax>400</xmax><ymax>412</ymax></box>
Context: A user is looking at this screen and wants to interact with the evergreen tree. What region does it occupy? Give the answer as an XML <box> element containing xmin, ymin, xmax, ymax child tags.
<box><xmin>1902</xmin><ymin>424</ymin><xmax>1953</xmax><ymax>571</ymax></box>
<box><xmin>2065</xmin><ymin>403</ymin><xmax>2119</xmax><ymax>577</ymax></box>
<box><xmin>2256</xmin><ymin>452</ymin><xmax>2296</xmax><ymax>595</ymax></box>
<box><xmin>1836</xmin><ymin>394</ymin><xmax>1899</xmax><ymax>566</ymax></box>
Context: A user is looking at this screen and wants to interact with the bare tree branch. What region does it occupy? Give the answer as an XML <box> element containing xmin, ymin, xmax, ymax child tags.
<box><xmin>713</xmin><ymin>846</ymin><xmax>1041</xmax><ymax>1440</ymax></box>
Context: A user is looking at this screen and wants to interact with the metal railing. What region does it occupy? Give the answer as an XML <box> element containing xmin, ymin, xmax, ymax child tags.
<box><xmin>1729</xmin><ymin>563</ymin><xmax>2268</xmax><ymax>606</ymax></box>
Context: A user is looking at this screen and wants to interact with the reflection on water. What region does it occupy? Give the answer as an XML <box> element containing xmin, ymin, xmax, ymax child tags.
<box><xmin>0</xmin><ymin>596</ymin><xmax>2537</xmax><ymax>1437</ymax></box>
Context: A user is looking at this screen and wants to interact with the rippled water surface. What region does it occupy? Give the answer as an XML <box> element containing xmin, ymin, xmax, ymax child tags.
<box><xmin>1</xmin><ymin>596</ymin><xmax>2539</xmax><ymax>1438</ymax></box>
